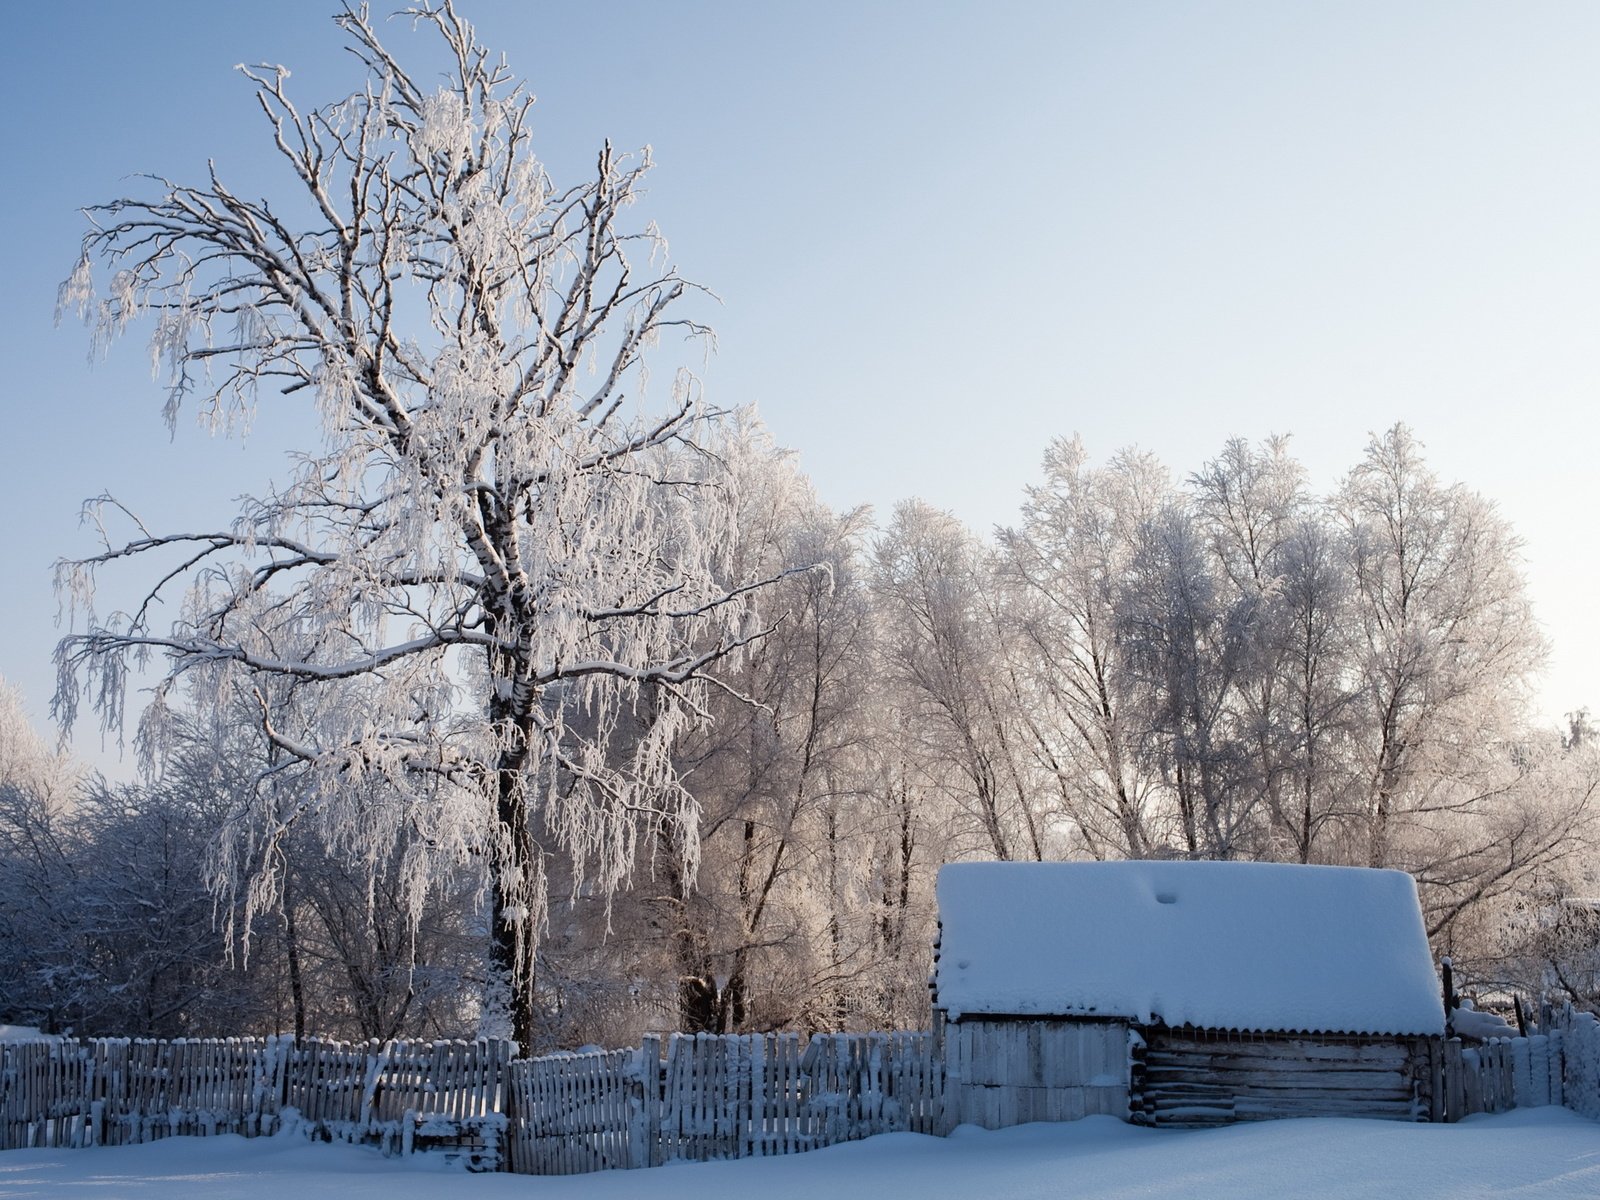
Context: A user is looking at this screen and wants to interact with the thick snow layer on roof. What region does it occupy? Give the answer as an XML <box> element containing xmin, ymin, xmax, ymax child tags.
<box><xmin>1450</xmin><ymin>1001</ymin><xmax>1517</xmax><ymax>1040</ymax></box>
<box><xmin>935</xmin><ymin>861</ymin><xmax>1444</xmax><ymax>1036</ymax></box>
<box><xmin>0</xmin><ymin>1024</ymin><xmax>60</xmax><ymax>1043</ymax></box>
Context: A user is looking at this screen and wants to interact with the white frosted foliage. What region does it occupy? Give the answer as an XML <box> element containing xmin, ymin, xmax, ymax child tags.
<box><xmin>52</xmin><ymin>1</ymin><xmax>797</xmax><ymax>1044</ymax></box>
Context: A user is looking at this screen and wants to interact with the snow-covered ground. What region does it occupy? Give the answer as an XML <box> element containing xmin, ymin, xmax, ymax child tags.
<box><xmin>1</xmin><ymin>1109</ymin><xmax>1595</xmax><ymax>1199</ymax></box>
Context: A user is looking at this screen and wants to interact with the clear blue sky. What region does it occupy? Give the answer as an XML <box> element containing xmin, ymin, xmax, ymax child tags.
<box><xmin>3</xmin><ymin>1</ymin><xmax>1598</xmax><ymax>770</ymax></box>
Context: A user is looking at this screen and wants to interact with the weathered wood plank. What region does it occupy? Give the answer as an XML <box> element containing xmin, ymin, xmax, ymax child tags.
<box><xmin>1152</xmin><ymin>1049</ymin><xmax>1414</xmax><ymax>1068</ymax></box>
<box><xmin>1141</xmin><ymin>1071</ymin><xmax>1414</xmax><ymax>1093</ymax></box>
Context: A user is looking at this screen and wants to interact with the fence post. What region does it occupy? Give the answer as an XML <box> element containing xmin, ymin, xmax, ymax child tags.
<box><xmin>1548</xmin><ymin>1028</ymin><xmax>1564</xmax><ymax>1109</ymax></box>
<box><xmin>1500</xmin><ymin>1040</ymin><xmax>1515</xmax><ymax>1112</ymax></box>
<box><xmin>636</xmin><ymin>1035</ymin><xmax>661</xmax><ymax>1169</ymax></box>
<box><xmin>359</xmin><ymin>1041</ymin><xmax>390</xmax><ymax>1131</ymax></box>
<box><xmin>1514</xmin><ymin>1036</ymin><xmax>1534</xmax><ymax>1107</ymax></box>
<box><xmin>1548</xmin><ymin>1030</ymin><xmax>1561</xmax><ymax>1113</ymax></box>
<box><xmin>1424</xmin><ymin>1038</ymin><xmax>1443</xmax><ymax>1123</ymax></box>
<box><xmin>1443</xmin><ymin>1039</ymin><xmax>1463</xmax><ymax>1121</ymax></box>
<box><xmin>499</xmin><ymin>1044</ymin><xmax>518</xmax><ymax>1173</ymax></box>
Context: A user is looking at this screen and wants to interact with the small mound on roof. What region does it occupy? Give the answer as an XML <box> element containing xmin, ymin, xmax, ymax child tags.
<box><xmin>935</xmin><ymin>860</ymin><xmax>1444</xmax><ymax>1036</ymax></box>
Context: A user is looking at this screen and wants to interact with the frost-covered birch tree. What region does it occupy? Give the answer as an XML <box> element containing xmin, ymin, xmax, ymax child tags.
<box><xmin>53</xmin><ymin>2</ymin><xmax>786</xmax><ymax>1048</ymax></box>
<box><xmin>1002</xmin><ymin>439</ymin><xmax>1164</xmax><ymax>859</ymax></box>
<box><xmin>666</xmin><ymin>428</ymin><xmax>875</xmax><ymax>1032</ymax></box>
<box><xmin>1336</xmin><ymin>425</ymin><xmax>1547</xmax><ymax>870</ymax></box>
<box><xmin>873</xmin><ymin>501</ymin><xmax>1055</xmax><ymax>862</ymax></box>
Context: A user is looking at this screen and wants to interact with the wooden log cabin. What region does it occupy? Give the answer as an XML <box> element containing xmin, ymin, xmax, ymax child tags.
<box><xmin>931</xmin><ymin>861</ymin><xmax>1446</xmax><ymax>1129</ymax></box>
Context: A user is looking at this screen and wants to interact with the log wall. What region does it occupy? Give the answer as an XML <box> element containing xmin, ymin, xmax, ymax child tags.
<box><xmin>1130</xmin><ymin>1030</ymin><xmax>1427</xmax><ymax>1127</ymax></box>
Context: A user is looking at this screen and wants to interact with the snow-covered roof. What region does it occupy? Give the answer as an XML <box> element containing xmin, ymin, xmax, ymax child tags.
<box><xmin>1448</xmin><ymin>1000</ymin><xmax>1516</xmax><ymax>1041</ymax></box>
<box><xmin>934</xmin><ymin>860</ymin><xmax>1444</xmax><ymax>1036</ymax></box>
<box><xmin>0</xmin><ymin>1025</ymin><xmax>61</xmax><ymax>1043</ymax></box>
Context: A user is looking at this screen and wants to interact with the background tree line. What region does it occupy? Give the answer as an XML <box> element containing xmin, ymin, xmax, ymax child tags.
<box><xmin>12</xmin><ymin>3</ymin><xmax>1594</xmax><ymax>1051</ymax></box>
<box><xmin>4</xmin><ymin>423</ymin><xmax>1594</xmax><ymax>1047</ymax></box>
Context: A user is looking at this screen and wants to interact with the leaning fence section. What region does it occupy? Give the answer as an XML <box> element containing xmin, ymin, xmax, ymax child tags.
<box><xmin>501</xmin><ymin>1031</ymin><xmax>944</xmax><ymax>1175</ymax></box>
<box><xmin>504</xmin><ymin>1046</ymin><xmax>641</xmax><ymax>1174</ymax></box>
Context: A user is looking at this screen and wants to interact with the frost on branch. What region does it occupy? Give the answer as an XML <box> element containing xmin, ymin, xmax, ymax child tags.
<box><xmin>53</xmin><ymin>0</ymin><xmax>797</xmax><ymax>1050</ymax></box>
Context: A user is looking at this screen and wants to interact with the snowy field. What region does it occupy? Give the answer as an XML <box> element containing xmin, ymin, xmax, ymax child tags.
<box><xmin>1</xmin><ymin>1109</ymin><xmax>1596</xmax><ymax>1200</ymax></box>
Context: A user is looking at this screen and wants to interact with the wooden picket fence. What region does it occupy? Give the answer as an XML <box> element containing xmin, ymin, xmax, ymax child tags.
<box><xmin>0</xmin><ymin>1036</ymin><xmax>510</xmax><ymax>1164</ymax></box>
<box><xmin>1429</xmin><ymin>1038</ymin><xmax>1515</xmax><ymax>1121</ymax></box>
<box><xmin>1</xmin><ymin>1030</ymin><xmax>940</xmax><ymax>1173</ymax></box>
<box><xmin>3</xmin><ymin>1021</ymin><xmax>1594</xmax><ymax>1175</ymax></box>
<box><xmin>1428</xmin><ymin>1031</ymin><xmax>1571</xmax><ymax>1121</ymax></box>
<box><xmin>502</xmin><ymin>1031</ymin><xmax>945</xmax><ymax>1174</ymax></box>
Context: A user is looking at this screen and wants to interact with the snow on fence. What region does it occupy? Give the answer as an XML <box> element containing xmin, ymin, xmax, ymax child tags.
<box><xmin>1554</xmin><ymin>1006</ymin><xmax>1599</xmax><ymax>1120</ymax></box>
<box><xmin>1509</xmin><ymin>1033</ymin><xmax>1564</xmax><ymax>1110</ymax></box>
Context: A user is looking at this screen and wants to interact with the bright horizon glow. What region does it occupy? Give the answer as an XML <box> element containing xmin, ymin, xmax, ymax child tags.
<box><xmin>2</xmin><ymin>1</ymin><xmax>1596</xmax><ymax>772</ymax></box>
